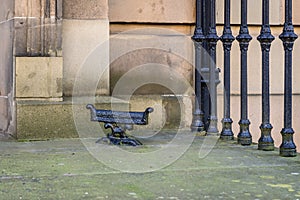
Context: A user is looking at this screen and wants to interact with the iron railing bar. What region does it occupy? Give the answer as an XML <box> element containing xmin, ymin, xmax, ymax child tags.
<box><xmin>220</xmin><ymin>0</ymin><xmax>235</xmax><ymax>140</ymax></box>
<box><xmin>257</xmin><ymin>0</ymin><xmax>275</xmax><ymax>151</ymax></box>
<box><xmin>191</xmin><ymin>0</ymin><xmax>206</xmax><ymax>133</ymax></box>
<box><xmin>279</xmin><ymin>0</ymin><xmax>297</xmax><ymax>157</ymax></box>
<box><xmin>200</xmin><ymin>0</ymin><xmax>211</xmax><ymax>129</ymax></box>
<box><xmin>206</xmin><ymin>0</ymin><xmax>219</xmax><ymax>134</ymax></box>
<box><xmin>236</xmin><ymin>0</ymin><xmax>252</xmax><ymax>145</ymax></box>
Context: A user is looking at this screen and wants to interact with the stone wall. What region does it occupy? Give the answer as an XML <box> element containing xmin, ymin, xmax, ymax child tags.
<box><xmin>0</xmin><ymin>0</ymin><xmax>15</xmax><ymax>136</ymax></box>
<box><xmin>10</xmin><ymin>0</ymin><xmax>300</xmax><ymax>144</ymax></box>
<box><xmin>14</xmin><ymin>0</ymin><xmax>62</xmax><ymax>56</ymax></box>
<box><xmin>14</xmin><ymin>0</ymin><xmax>110</xmax><ymax>99</ymax></box>
<box><xmin>109</xmin><ymin>0</ymin><xmax>300</xmax><ymax>96</ymax></box>
<box><xmin>62</xmin><ymin>0</ymin><xmax>110</xmax><ymax>96</ymax></box>
<box><xmin>14</xmin><ymin>0</ymin><xmax>63</xmax><ymax>101</ymax></box>
<box><xmin>108</xmin><ymin>0</ymin><xmax>300</xmax><ymax>149</ymax></box>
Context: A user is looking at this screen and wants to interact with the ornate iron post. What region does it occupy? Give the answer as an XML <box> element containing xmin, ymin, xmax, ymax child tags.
<box><xmin>220</xmin><ymin>0</ymin><xmax>235</xmax><ymax>140</ymax></box>
<box><xmin>279</xmin><ymin>0</ymin><xmax>297</xmax><ymax>157</ymax></box>
<box><xmin>257</xmin><ymin>0</ymin><xmax>275</xmax><ymax>151</ymax></box>
<box><xmin>206</xmin><ymin>0</ymin><xmax>219</xmax><ymax>135</ymax></box>
<box><xmin>191</xmin><ymin>0</ymin><xmax>206</xmax><ymax>132</ymax></box>
<box><xmin>200</xmin><ymin>0</ymin><xmax>211</xmax><ymax>130</ymax></box>
<box><xmin>236</xmin><ymin>0</ymin><xmax>252</xmax><ymax>145</ymax></box>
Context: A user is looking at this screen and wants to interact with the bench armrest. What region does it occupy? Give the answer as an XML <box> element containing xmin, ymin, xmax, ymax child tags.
<box><xmin>142</xmin><ymin>107</ymin><xmax>154</xmax><ymax>123</ymax></box>
<box><xmin>86</xmin><ymin>104</ymin><xmax>97</xmax><ymax>121</ymax></box>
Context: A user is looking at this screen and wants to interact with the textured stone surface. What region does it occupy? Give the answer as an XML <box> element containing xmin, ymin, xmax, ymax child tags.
<box><xmin>0</xmin><ymin>0</ymin><xmax>14</xmax><ymax>136</ymax></box>
<box><xmin>62</xmin><ymin>20</ymin><xmax>109</xmax><ymax>96</ymax></box>
<box><xmin>0</xmin><ymin>98</ymin><xmax>10</xmax><ymax>133</ymax></box>
<box><xmin>216</xmin><ymin>0</ymin><xmax>284</xmax><ymax>25</ymax></box>
<box><xmin>110</xmin><ymin>31</ymin><xmax>194</xmax><ymax>95</ymax></box>
<box><xmin>16</xmin><ymin>97</ymin><xmax>128</xmax><ymax>139</ymax></box>
<box><xmin>63</xmin><ymin>0</ymin><xmax>108</xmax><ymax>19</ymax></box>
<box><xmin>294</xmin><ymin>0</ymin><xmax>300</xmax><ymax>25</ymax></box>
<box><xmin>108</xmin><ymin>0</ymin><xmax>289</xmax><ymax>25</ymax></box>
<box><xmin>16</xmin><ymin>57</ymin><xmax>63</xmax><ymax>99</ymax></box>
<box><xmin>15</xmin><ymin>0</ymin><xmax>41</xmax><ymax>17</ymax></box>
<box><xmin>15</xmin><ymin>94</ymin><xmax>191</xmax><ymax>139</ymax></box>
<box><xmin>14</xmin><ymin>0</ymin><xmax>62</xmax><ymax>56</ymax></box>
<box><xmin>109</xmin><ymin>0</ymin><xmax>195</xmax><ymax>23</ymax></box>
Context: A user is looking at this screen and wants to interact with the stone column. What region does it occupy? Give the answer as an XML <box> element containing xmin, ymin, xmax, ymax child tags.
<box><xmin>63</xmin><ymin>0</ymin><xmax>110</xmax><ymax>96</ymax></box>
<box><xmin>15</xmin><ymin>0</ymin><xmax>63</xmax><ymax>101</ymax></box>
<box><xmin>0</xmin><ymin>0</ymin><xmax>15</xmax><ymax>137</ymax></box>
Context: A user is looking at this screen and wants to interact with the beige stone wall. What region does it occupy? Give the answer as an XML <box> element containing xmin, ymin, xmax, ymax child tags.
<box><xmin>16</xmin><ymin>57</ymin><xmax>63</xmax><ymax>100</ymax></box>
<box><xmin>12</xmin><ymin>0</ymin><xmax>300</xmax><ymax>144</ymax></box>
<box><xmin>109</xmin><ymin>0</ymin><xmax>300</xmax><ymax>25</ymax></box>
<box><xmin>62</xmin><ymin>0</ymin><xmax>110</xmax><ymax>97</ymax></box>
<box><xmin>109</xmin><ymin>0</ymin><xmax>300</xmax><ymax>96</ymax></box>
<box><xmin>14</xmin><ymin>0</ymin><xmax>110</xmax><ymax>98</ymax></box>
<box><xmin>14</xmin><ymin>0</ymin><xmax>62</xmax><ymax>56</ymax></box>
<box><xmin>0</xmin><ymin>0</ymin><xmax>14</xmax><ymax>135</ymax></box>
<box><xmin>109</xmin><ymin>0</ymin><xmax>195</xmax><ymax>23</ymax></box>
<box><xmin>14</xmin><ymin>0</ymin><xmax>63</xmax><ymax>103</ymax></box>
<box><xmin>108</xmin><ymin>0</ymin><xmax>300</xmax><ymax>151</ymax></box>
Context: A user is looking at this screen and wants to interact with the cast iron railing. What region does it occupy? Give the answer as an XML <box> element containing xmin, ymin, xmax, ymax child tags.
<box><xmin>191</xmin><ymin>0</ymin><xmax>297</xmax><ymax>157</ymax></box>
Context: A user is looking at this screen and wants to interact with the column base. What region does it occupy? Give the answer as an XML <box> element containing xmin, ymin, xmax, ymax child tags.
<box><xmin>258</xmin><ymin>123</ymin><xmax>274</xmax><ymax>151</ymax></box>
<box><xmin>207</xmin><ymin>116</ymin><xmax>219</xmax><ymax>135</ymax></box>
<box><xmin>191</xmin><ymin>109</ymin><xmax>205</xmax><ymax>133</ymax></box>
<box><xmin>220</xmin><ymin>118</ymin><xmax>234</xmax><ymax>140</ymax></box>
<box><xmin>280</xmin><ymin>128</ymin><xmax>297</xmax><ymax>157</ymax></box>
<box><xmin>238</xmin><ymin>119</ymin><xmax>252</xmax><ymax>146</ymax></box>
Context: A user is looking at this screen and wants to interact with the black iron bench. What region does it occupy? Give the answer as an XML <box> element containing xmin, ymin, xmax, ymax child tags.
<box><xmin>86</xmin><ymin>104</ymin><xmax>154</xmax><ymax>146</ymax></box>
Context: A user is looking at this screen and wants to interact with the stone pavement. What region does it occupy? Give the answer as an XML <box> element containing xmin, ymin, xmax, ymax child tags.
<box><xmin>0</xmin><ymin>132</ymin><xmax>300</xmax><ymax>200</ymax></box>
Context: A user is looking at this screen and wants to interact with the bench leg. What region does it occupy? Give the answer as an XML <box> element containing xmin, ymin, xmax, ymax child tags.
<box><xmin>99</xmin><ymin>123</ymin><xmax>142</xmax><ymax>146</ymax></box>
<box><xmin>107</xmin><ymin>135</ymin><xmax>142</xmax><ymax>146</ymax></box>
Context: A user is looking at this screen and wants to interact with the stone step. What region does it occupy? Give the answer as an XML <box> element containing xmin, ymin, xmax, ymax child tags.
<box><xmin>16</xmin><ymin>97</ymin><xmax>129</xmax><ymax>140</ymax></box>
<box><xmin>16</xmin><ymin>95</ymin><xmax>193</xmax><ymax>140</ymax></box>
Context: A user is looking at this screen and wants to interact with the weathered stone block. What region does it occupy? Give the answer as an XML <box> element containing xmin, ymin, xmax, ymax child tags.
<box><xmin>109</xmin><ymin>0</ymin><xmax>195</xmax><ymax>23</ymax></box>
<box><xmin>16</xmin><ymin>97</ymin><xmax>129</xmax><ymax>139</ymax></box>
<box><xmin>0</xmin><ymin>19</ymin><xmax>13</xmax><ymax>96</ymax></box>
<box><xmin>294</xmin><ymin>0</ymin><xmax>300</xmax><ymax>25</ymax></box>
<box><xmin>63</xmin><ymin>0</ymin><xmax>108</xmax><ymax>19</ymax></box>
<box><xmin>16</xmin><ymin>57</ymin><xmax>63</xmax><ymax>99</ymax></box>
<box><xmin>0</xmin><ymin>0</ymin><xmax>14</xmax><ymax>137</ymax></box>
<box><xmin>216</xmin><ymin>0</ymin><xmax>284</xmax><ymax>25</ymax></box>
<box><xmin>62</xmin><ymin>19</ymin><xmax>109</xmax><ymax>96</ymax></box>
<box><xmin>110</xmin><ymin>30</ymin><xmax>194</xmax><ymax>96</ymax></box>
<box><xmin>15</xmin><ymin>0</ymin><xmax>41</xmax><ymax>17</ymax></box>
<box><xmin>0</xmin><ymin>98</ymin><xmax>11</xmax><ymax>133</ymax></box>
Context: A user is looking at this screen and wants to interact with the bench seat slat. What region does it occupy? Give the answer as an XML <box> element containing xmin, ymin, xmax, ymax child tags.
<box><xmin>86</xmin><ymin>104</ymin><xmax>153</xmax><ymax>126</ymax></box>
<box><xmin>95</xmin><ymin>110</ymin><xmax>145</xmax><ymax>120</ymax></box>
<box><xmin>94</xmin><ymin>117</ymin><xmax>146</xmax><ymax>125</ymax></box>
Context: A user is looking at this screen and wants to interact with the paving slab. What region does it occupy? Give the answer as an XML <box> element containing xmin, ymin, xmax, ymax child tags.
<box><xmin>0</xmin><ymin>131</ymin><xmax>299</xmax><ymax>199</ymax></box>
